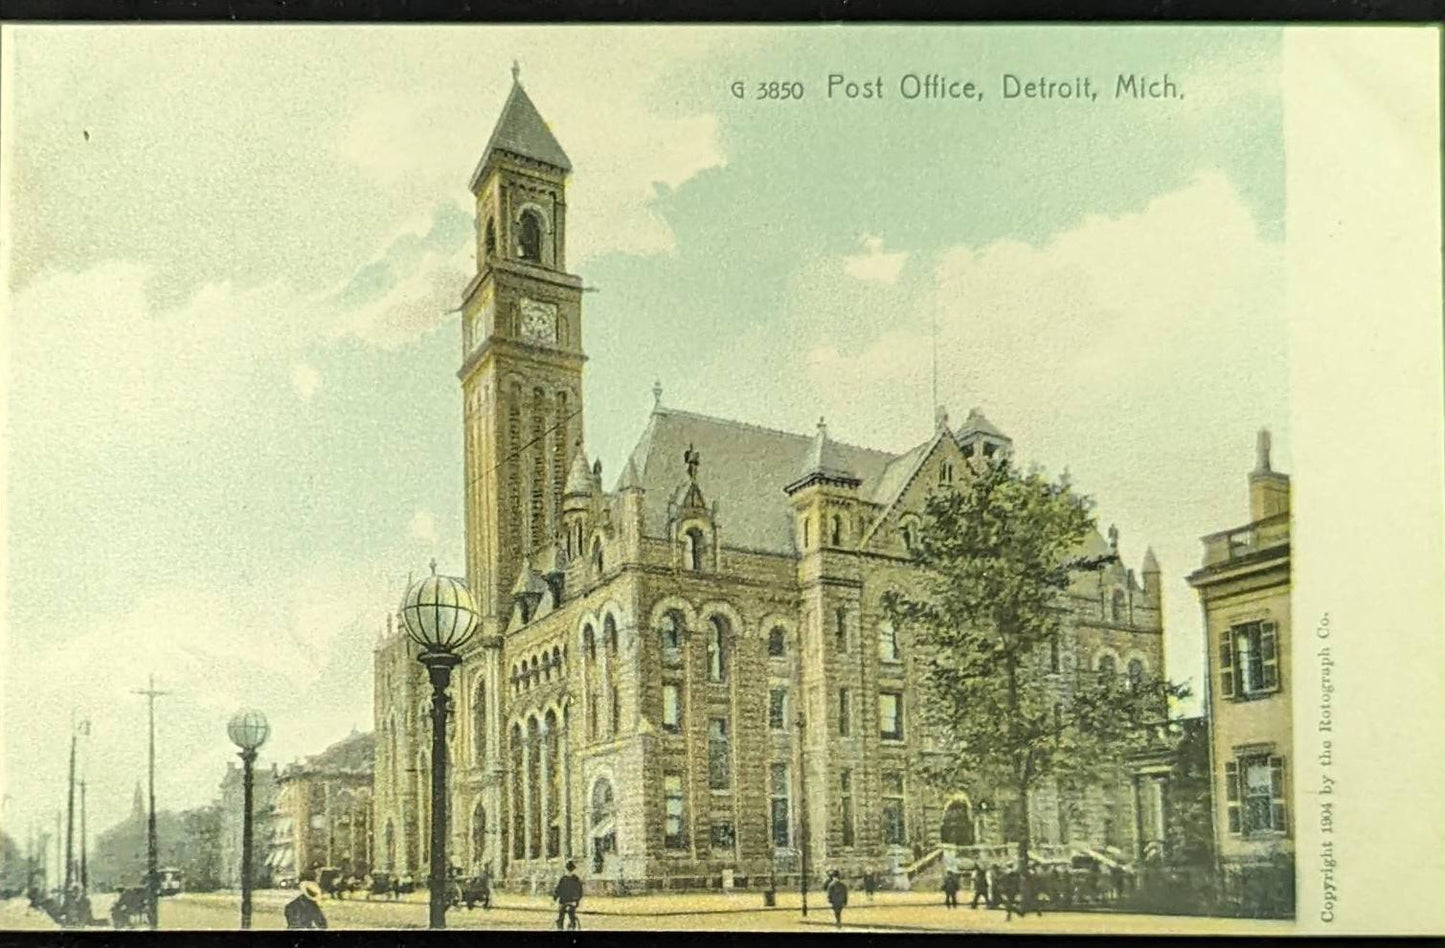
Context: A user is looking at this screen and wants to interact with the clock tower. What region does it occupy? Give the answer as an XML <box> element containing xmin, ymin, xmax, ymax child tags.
<box><xmin>459</xmin><ymin>68</ymin><xmax>585</xmax><ymax>626</ymax></box>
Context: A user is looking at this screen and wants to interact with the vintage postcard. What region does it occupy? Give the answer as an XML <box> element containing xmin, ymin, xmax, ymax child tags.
<box><xmin>0</xmin><ymin>23</ymin><xmax>1440</xmax><ymax>936</ymax></box>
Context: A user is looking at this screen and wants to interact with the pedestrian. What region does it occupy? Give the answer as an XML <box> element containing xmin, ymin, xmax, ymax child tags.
<box><xmin>477</xmin><ymin>867</ymin><xmax>493</xmax><ymax>910</ymax></box>
<box><xmin>863</xmin><ymin>868</ymin><xmax>876</xmax><ymax>902</ymax></box>
<box><xmin>1002</xmin><ymin>865</ymin><xmax>1020</xmax><ymax>921</ymax></box>
<box><xmin>970</xmin><ymin>863</ymin><xmax>988</xmax><ymax>909</ymax></box>
<box><xmin>554</xmin><ymin>859</ymin><xmax>583</xmax><ymax>931</ymax></box>
<box><xmin>985</xmin><ymin>864</ymin><xmax>998</xmax><ymax>908</ymax></box>
<box><xmin>284</xmin><ymin>880</ymin><xmax>328</xmax><ymax>930</ymax></box>
<box><xmin>941</xmin><ymin>868</ymin><xmax>960</xmax><ymax>909</ymax></box>
<box><xmin>1111</xmin><ymin>863</ymin><xmax>1126</xmax><ymax>901</ymax></box>
<box><xmin>824</xmin><ymin>869</ymin><xmax>849</xmax><ymax>929</ymax></box>
<box><xmin>1020</xmin><ymin>868</ymin><xmax>1042</xmax><ymax>917</ymax></box>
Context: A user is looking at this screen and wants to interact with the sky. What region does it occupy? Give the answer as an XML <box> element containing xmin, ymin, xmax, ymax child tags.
<box><xmin>0</xmin><ymin>25</ymin><xmax>1287</xmax><ymax>847</ymax></box>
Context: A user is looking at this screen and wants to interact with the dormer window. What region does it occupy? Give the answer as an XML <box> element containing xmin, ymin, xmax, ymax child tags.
<box><xmin>962</xmin><ymin>444</ymin><xmax>975</xmax><ymax>459</ymax></box>
<box><xmin>518</xmin><ymin>210</ymin><xmax>543</xmax><ymax>262</ymax></box>
<box><xmin>901</xmin><ymin>524</ymin><xmax>915</xmax><ymax>552</ymax></box>
<box><xmin>983</xmin><ymin>443</ymin><xmax>997</xmax><ymax>458</ymax></box>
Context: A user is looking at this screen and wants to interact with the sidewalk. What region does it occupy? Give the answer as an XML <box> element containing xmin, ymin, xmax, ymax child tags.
<box><xmin>0</xmin><ymin>898</ymin><xmax>61</xmax><ymax>931</ymax></box>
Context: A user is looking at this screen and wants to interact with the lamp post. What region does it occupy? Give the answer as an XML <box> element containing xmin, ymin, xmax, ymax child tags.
<box><xmin>795</xmin><ymin>711</ymin><xmax>809</xmax><ymax>918</ymax></box>
<box><xmin>227</xmin><ymin>709</ymin><xmax>270</xmax><ymax>930</ymax></box>
<box><xmin>399</xmin><ymin>560</ymin><xmax>480</xmax><ymax>931</ymax></box>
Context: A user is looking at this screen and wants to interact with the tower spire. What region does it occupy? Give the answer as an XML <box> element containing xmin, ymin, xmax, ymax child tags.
<box><xmin>511</xmin><ymin>59</ymin><xmax>521</xmax><ymax>83</ymax></box>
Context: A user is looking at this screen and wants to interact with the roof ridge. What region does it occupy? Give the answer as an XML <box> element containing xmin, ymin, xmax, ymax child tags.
<box><xmin>660</xmin><ymin>407</ymin><xmax>900</xmax><ymax>461</ymax></box>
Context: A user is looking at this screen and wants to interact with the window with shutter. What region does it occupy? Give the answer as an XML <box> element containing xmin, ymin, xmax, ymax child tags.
<box><xmin>1225</xmin><ymin>760</ymin><xmax>1241</xmax><ymax>834</ymax></box>
<box><xmin>1260</xmin><ymin>621</ymin><xmax>1280</xmax><ymax>691</ymax></box>
<box><xmin>1269</xmin><ymin>756</ymin><xmax>1287</xmax><ymax>831</ymax></box>
<box><xmin>1219</xmin><ymin>637</ymin><xmax>1235</xmax><ymax>697</ymax></box>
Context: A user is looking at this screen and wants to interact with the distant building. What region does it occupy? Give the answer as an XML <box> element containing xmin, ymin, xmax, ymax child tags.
<box><xmin>218</xmin><ymin>759</ymin><xmax>280</xmax><ymax>889</ymax></box>
<box><xmin>1187</xmin><ymin>429</ymin><xmax>1293</xmax><ymax>915</ymax></box>
<box><xmin>269</xmin><ymin>730</ymin><xmax>374</xmax><ymax>883</ymax></box>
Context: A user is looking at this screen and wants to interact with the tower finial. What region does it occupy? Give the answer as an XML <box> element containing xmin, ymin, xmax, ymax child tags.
<box><xmin>511</xmin><ymin>59</ymin><xmax>521</xmax><ymax>83</ymax></box>
<box><xmin>428</xmin><ymin>557</ymin><xmax>438</xmax><ymax>576</ymax></box>
<box><xmin>652</xmin><ymin>380</ymin><xmax>663</xmax><ymax>410</ymax></box>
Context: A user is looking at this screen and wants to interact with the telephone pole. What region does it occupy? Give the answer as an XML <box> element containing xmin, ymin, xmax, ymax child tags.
<box><xmin>134</xmin><ymin>675</ymin><xmax>170</xmax><ymax>931</ymax></box>
<box><xmin>80</xmin><ymin>781</ymin><xmax>88</xmax><ymax>894</ymax></box>
<box><xmin>64</xmin><ymin>722</ymin><xmax>77</xmax><ymax>898</ymax></box>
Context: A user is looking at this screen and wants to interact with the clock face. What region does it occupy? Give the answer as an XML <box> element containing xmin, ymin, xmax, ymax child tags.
<box><xmin>520</xmin><ymin>298</ymin><xmax>558</xmax><ymax>346</ymax></box>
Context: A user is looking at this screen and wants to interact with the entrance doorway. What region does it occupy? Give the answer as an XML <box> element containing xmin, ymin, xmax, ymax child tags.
<box><xmin>940</xmin><ymin>798</ymin><xmax>976</xmax><ymax>846</ymax></box>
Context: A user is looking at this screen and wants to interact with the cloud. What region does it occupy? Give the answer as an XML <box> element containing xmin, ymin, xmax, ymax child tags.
<box><xmin>843</xmin><ymin>234</ymin><xmax>909</xmax><ymax>284</ymax></box>
<box><xmin>408</xmin><ymin>509</ymin><xmax>437</xmax><ymax>543</ymax></box>
<box><xmin>291</xmin><ymin>363</ymin><xmax>322</xmax><ymax>400</ymax></box>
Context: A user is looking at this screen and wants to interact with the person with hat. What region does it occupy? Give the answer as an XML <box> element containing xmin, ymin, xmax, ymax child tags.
<box><xmin>824</xmin><ymin>869</ymin><xmax>849</xmax><ymax>929</ymax></box>
<box><xmin>285</xmin><ymin>880</ymin><xmax>328</xmax><ymax>930</ymax></box>
<box><xmin>553</xmin><ymin>860</ymin><xmax>583</xmax><ymax>931</ymax></box>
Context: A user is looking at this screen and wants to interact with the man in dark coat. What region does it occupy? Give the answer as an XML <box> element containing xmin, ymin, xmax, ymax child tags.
<box><xmin>554</xmin><ymin>860</ymin><xmax>583</xmax><ymax>930</ymax></box>
<box><xmin>970</xmin><ymin>864</ymin><xmax>989</xmax><ymax>909</ymax></box>
<box><xmin>824</xmin><ymin>869</ymin><xmax>849</xmax><ymax>929</ymax></box>
<box><xmin>863</xmin><ymin>868</ymin><xmax>876</xmax><ymax>902</ymax></box>
<box><xmin>284</xmin><ymin>881</ymin><xmax>328</xmax><ymax>930</ymax></box>
<box><xmin>941</xmin><ymin>868</ymin><xmax>960</xmax><ymax>909</ymax></box>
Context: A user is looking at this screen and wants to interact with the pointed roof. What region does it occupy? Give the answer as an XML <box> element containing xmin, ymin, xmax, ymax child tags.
<box><xmin>617</xmin><ymin>456</ymin><xmax>643</xmax><ymax>492</ymax></box>
<box><xmin>956</xmin><ymin>407</ymin><xmax>1010</xmax><ymax>442</ymax></box>
<box><xmin>1142</xmin><ymin>547</ymin><xmax>1160</xmax><ymax>573</ymax></box>
<box><xmin>785</xmin><ymin>419</ymin><xmax>863</xmax><ymax>494</ymax></box>
<box><xmin>511</xmin><ymin>556</ymin><xmax>550</xmax><ymax>599</ymax></box>
<box><xmin>565</xmin><ymin>448</ymin><xmax>594</xmax><ymax>496</ymax></box>
<box><xmin>470</xmin><ymin>76</ymin><xmax>571</xmax><ymax>190</ymax></box>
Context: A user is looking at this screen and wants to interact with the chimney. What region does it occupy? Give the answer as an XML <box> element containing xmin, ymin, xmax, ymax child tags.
<box><xmin>1248</xmin><ymin>428</ymin><xmax>1290</xmax><ymax>521</ymax></box>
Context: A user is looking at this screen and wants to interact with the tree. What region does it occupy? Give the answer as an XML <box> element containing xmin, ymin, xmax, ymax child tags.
<box><xmin>885</xmin><ymin>457</ymin><xmax>1189</xmax><ymax>876</ymax></box>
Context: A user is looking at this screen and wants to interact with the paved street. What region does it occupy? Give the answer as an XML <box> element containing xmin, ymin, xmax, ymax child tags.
<box><xmin>3</xmin><ymin>891</ymin><xmax>1295</xmax><ymax>934</ymax></box>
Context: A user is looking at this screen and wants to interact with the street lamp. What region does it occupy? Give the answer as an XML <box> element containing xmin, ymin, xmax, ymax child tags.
<box><xmin>399</xmin><ymin>560</ymin><xmax>480</xmax><ymax>931</ymax></box>
<box><xmin>795</xmin><ymin>711</ymin><xmax>809</xmax><ymax>918</ymax></box>
<box><xmin>227</xmin><ymin>709</ymin><xmax>270</xmax><ymax>930</ymax></box>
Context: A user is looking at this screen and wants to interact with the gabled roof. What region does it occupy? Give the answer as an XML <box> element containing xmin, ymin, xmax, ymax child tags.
<box><xmin>470</xmin><ymin>79</ymin><xmax>571</xmax><ymax>190</ymax></box>
<box><xmin>956</xmin><ymin>407</ymin><xmax>1010</xmax><ymax>442</ymax></box>
<box><xmin>622</xmin><ymin>408</ymin><xmax>898</xmax><ymax>554</ymax></box>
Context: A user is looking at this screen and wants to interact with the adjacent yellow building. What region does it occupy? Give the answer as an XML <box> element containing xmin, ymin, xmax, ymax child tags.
<box><xmin>1187</xmin><ymin>430</ymin><xmax>1293</xmax><ymax>915</ymax></box>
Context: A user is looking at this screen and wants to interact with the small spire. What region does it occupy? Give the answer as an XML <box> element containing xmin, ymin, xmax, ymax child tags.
<box><xmin>817</xmin><ymin>416</ymin><xmax>828</xmax><ymax>438</ymax></box>
<box><xmin>1108</xmin><ymin>524</ymin><xmax>1119</xmax><ymax>552</ymax></box>
<box><xmin>652</xmin><ymin>380</ymin><xmax>663</xmax><ymax>410</ymax></box>
<box><xmin>1142</xmin><ymin>546</ymin><xmax>1160</xmax><ymax>573</ymax></box>
<box><xmin>511</xmin><ymin>59</ymin><xmax>521</xmax><ymax>83</ymax></box>
<box><xmin>935</xmin><ymin>404</ymin><xmax>950</xmax><ymax>431</ymax></box>
<box><xmin>684</xmin><ymin>443</ymin><xmax>701</xmax><ymax>481</ymax></box>
<box><xmin>428</xmin><ymin>557</ymin><xmax>438</xmax><ymax>576</ymax></box>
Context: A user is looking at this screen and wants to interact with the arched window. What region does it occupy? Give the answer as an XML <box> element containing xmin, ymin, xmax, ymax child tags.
<box><xmin>605</xmin><ymin>616</ymin><xmax>620</xmax><ymax>734</ymax></box>
<box><xmin>767</xmin><ymin>626</ymin><xmax>786</xmax><ymax>658</ymax></box>
<box><xmin>592</xmin><ymin>539</ymin><xmax>603</xmax><ymax>575</ymax></box>
<box><xmin>510</xmin><ymin>724</ymin><xmax>524</xmax><ymax>858</ymax></box>
<box><xmin>830</xmin><ymin>515</ymin><xmax>842</xmax><ymax>546</ymax></box>
<box><xmin>1128</xmin><ymin>658</ymin><xmax>1145</xmax><ymax>692</ymax></box>
<box><xmin>660</xmin><ymin>611</ymin><xmax>683</xmax><ymax>656</ymax></box>
<box><xmin>552</xmin><ymin>645</ymin><xmax>562</xmax><ymax>671</ymax></box>
<box><xmin>471</xmin><ymin>802</ymin><xmax>487</xmax><ymax>867</ymax></box>
<box><xmin>901</xmin><ymin>524</ymin><xmax>915</xmax><ymax>552</ymax></box>
<box><xmin>584</xmin><ymin>625</ymin><xmax>596</xmax><ymax>661</ymax></box>
<box><xmin>1097</xmin><ymin>653</ymin><xmax>1118</xmax><ymax>683</ymax></box>
<box><xmin>878</xmin><ymin>619</ymin><xmax>900</xmax><ymax>663</ymax></box>
<box><xmin>472</xmin><ymin>678</ymin><xmax>486</xmax><ymax>765</ymax></box>
<box><xmin>484</xmin><ymin>218</ymin><xmax>496</xmax><ymax>258</ymax></box>
<box><xmin>707</xmin><ymin>615</ymin><xmax>728</xmax><ymax>683</ymax></box>
<box><xmin>518</xmin><ymin>210</ymin><xmax>543</xmax><ymax>262</ymax></box>
<box><xmin>685</xmin><ymin>528</ymin><xmax>704</xmax><ymax>571</ymax></box>
<box><xmin>1111</xmin><ymin>589</ymin><xmax>1127</xmax><ymax>623</ymax></box>
<box><xmin>591</xmin><ymin>778</ymin><xmax>616</xmax><ymax>826</ymax></box>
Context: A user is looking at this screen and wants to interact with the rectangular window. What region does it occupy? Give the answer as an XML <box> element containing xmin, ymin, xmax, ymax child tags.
<box><xmin>1224</xmin><ymin>760</ymin><xmax>1241</xmax><ymax>834</ymax></box>
<box><xmin>879</xmin><ymin>692</ymin><xmax>904</xmax><ymax>741</ymax></box>
<box><xmin>708</xmin><ymin>717</ymin><xmax>731</xmax><ymax>790</ymax></box>
<box><xmin>663</xmin><ymin>683</ymin><xmax>682</xmax><ymax>733</ymax></box>
<box><xmin>1227</xmin><ymin>621</ymin><xmax>1282</xmax><ymax>698</ymax></box>
<box><xmin>664</xmin><ymin>773</ymin><xmax>686</xmax><ymax>849</ymax></box>
<box><xmin>709</xmin><ymin>821</ymin><xmax>735</xmax><ymax>852</ymax></box>
<box><xmin>770</xmin><ymin>762</ymin><xmax>790</xmax><ymax>848</ymax></box>
<box><xmin>835</xmin><ymin>607</ymin><xmax>848</xmax><ymax>653</ymax></box>
<box><xmin>840</xmin><ymin>769</ymin><xmax>855</xmax><ymax>847</ymax></box>
<box><xmin>838</xmin><ymin>688</ymin><xmax>851</xmax><ymax>737</ymax></box>
<box><xmin>769</xmin><ymin>689</ymin><xmax>787</xmax><ymax>731</ymax></box>
<box><xmin>587</xmin><ymin>695</ymin><xmax>598</xmax><ymax>740</ymax></box>
<box><xmin>881</xmin><ymin>771</ymin><xmax>906</xmax><ymax>845</ymax></box>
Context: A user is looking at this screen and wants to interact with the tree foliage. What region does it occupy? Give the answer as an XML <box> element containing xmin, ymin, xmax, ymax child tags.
<box><xmin>885</xmin><ymin>457</ymin><xmax>1189</xmax><ymax>867</ymax></box>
